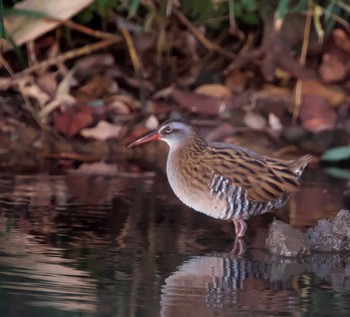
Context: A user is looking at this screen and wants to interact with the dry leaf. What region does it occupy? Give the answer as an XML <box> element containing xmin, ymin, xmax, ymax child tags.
<box><xmin>319</xmin><ymin>53</ymin><xmax>346</xmax><ymax>83</ymax></box>
<box><xmin>2</xmin><ymin>0</ymin><xmax>94</xmax><ymax>50</ymax></box>
<box><xmin>300</xmin><ymin>94</ymin><xmax>336</xmax><ymax>133</ymax></box>
<box><xmin>299</xmin><ymin>80</ymin><xmax>345</xmax><ymax>106</ymax></box>
<box><xmin>194</xmin><ymin>84</ymin><xmax>231</xmax><ymax>98</ymax></box>
<box><xmin>145</xmin><ymin>115</ymin><xmax>159</xmax><ymax>130</ymax></box>
<box><xmin>75</xmin><ymin>75</ymin><xmax>115</xmax><ymax>104</ymax></box>
<box><xmin>243</xmin><ymin>111</ymin><xmax>267</xmax><ymax>130</ymax></box>
<box><xmin>333</xmin><ymin>29</ymin><xmax>350</xmax><ymax>53</ymax></box>
<box><xmin>225</xmin><ymin>69</ymin><xmax>252</xmax><ymax>93</ymax></box>
<box><xmin>171</xmin><ymin>88</ymin><xmax>227</xmax><ymax>115</ymax></box>
<box><xmin>17</xmin><ymin>77</ymin><xmax>50</xmax><ymax>107</ymax></box>
<box><xmin>36</xmin><ymin>72</ymin><xmax>57</xmax><ymax>97</ymax></box>
<box><xmin>268</xmin><ymin>113</ymin><xmax>283</xmax><ymax>132</ymax></box>
<box><xmin>74</xmin><ymin>54</ymin><xmax>115</xmax><ymax>79</ymax></box>
<box><xmin>80</xmin><ymin>120</ymin><xmax>122</xmax><ymax>140</ymax></box>
<box><xmin>55</xmin><ymin>105</ymin><xmax>94</xmax><ymax>138</ymax></box>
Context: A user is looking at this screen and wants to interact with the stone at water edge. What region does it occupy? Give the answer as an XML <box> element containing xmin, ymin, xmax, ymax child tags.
<box><xmin>266</xmin><ymin>220</ymin><xmax>312</xmax><ymax>257</ymax></box>
<box><xmin>306</xmin><ymin>209</ymin><xmax>350</xmax><ymax>252</ymax></box>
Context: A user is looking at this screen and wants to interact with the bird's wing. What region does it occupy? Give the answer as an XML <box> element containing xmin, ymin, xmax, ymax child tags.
<box><xmin>205</xmin><ymin>144</ymin><xmax>306</xmax><ymax>203</ymax></box>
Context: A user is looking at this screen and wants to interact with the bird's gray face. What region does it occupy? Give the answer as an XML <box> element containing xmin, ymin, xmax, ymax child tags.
<box><xmin>158</xmin><ymin>122</ymin><xmax>192</xmax><ymax>148</ymax></box>
<box><xmin>127</xmin><ymin>121</ymin><xmax>192</xmax><ymax>149</ymax></box>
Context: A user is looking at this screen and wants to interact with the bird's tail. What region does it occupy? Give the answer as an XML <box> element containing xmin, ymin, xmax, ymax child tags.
<box><xmin>290</xmin><ymin>155</ymin><xmax>313</xmax><ymax>177</ymax></box>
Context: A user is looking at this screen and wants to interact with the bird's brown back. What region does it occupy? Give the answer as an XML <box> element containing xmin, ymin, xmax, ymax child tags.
<box><xmin>181</xmin><ymin>142</ymin><xmax>312</xmax><ymax>204</ymax></box>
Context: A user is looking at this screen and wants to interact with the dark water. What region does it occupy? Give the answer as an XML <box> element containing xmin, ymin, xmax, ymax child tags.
<box><xmin>0</xmin><ymin>168</ymin><xmax>349</xmax><ymax>317</ymax></box>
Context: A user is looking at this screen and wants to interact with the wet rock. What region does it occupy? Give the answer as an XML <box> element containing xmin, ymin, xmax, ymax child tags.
<box><xmin>266</xmin><ymin>220</ymin><xmax>311</xmax><ymax>257</ymax></box>
<box><xmin>306</xmin><ymin>209</ymin><xmax>350</xmax><ymax>252</ymax></box>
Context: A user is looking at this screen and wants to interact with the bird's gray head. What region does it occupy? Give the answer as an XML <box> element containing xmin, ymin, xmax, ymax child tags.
<box><xmin>127</xmin><ymin>119</ymin><xmax>204</xmax><ymax>150</ymax></box>
<box><xmin>157</xmin><ymin>120</ymin><xmax>195</xmax><ymax>148</ymax></box>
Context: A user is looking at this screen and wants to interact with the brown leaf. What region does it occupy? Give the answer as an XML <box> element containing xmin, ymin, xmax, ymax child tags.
<box><xmin>54</xmin><ymin>105</ymin><xmax>94</xmax><ymax>138</ymax></box>
<box><xmin>319</xmin><ymin>53</ymin><xmax>346</xmax><ymax>83</ymax></box>
<box><xmin>333</xmin><ymin>29</ymin><xmax>350</xmax><ymax>53</ymax></box>
<box><xmin>80</xmin><ymin>121</ymin><xmax>122</xmax><ymax>140</ymax></box>
<box><xmin>299</xmin><ymin>80</ymin><xmax>345</xmax><ymax>106</ymax></box>
<box><xmin>75</xmin><ymin>75</ymin><xmax>117</xmax><ymax>104</ymax></box>
<box><xmin>2</xmin><ymin>0</ymin><xmax>94</xmax><ymax>50</ymax></box>
<box><xmin>36</xmin><ymin>72</ymin><xmax>57</xmax><ymax>97</ymax></box>
<box><xmin>17</xmin><ymin>77</ymin><xmax>51</xmax><ymax>107</ymax></box>
<box><xmin>243</xmin><ymin>111</ymin><xmax>267</xmax><ymax>130</ymax></box>
<box><xmin>225</xmin><ymin>69</ymin><xmax>252</xmax><ymax>93</ymax></box>
<box><xmin>300</xmin><ymin>94</ymin><xmax>336</xmax><ymax>133</ymax></box>
<box><xmin>171</xmin><ymin>88</ymin><xmax>227</xmax><ymax>115</ymax></box>
<box><xmin>74</xmin><ymin>53</ymin><xmax>115</xmax><ymax>79</ymax></box>
<box><xmin>194</xmin><ymin>84</ymin><xmax>231</xmax><ymax>98</ymax></box>
<box><xmin>106</xmin><ymin>94</ymin><xmax>140</xmax><ymax>113</ymax></box>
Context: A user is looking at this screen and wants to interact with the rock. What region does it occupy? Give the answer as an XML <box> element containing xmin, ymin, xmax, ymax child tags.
<box><xmin>307</xmin><ymin>209</ymin><xmax>350</xmax><ymax>252</ymax></box>
<box><xmin>266</xmin><ymin>220</ymin><xmax>311</xmax><ymax>257</ymax></box>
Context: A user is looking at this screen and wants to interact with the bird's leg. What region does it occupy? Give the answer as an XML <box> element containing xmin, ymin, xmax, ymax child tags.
<box><xmin>233</xmin><ymin>219</ymin><xmax>247</xmax><ymax>238</ymax></box>
<box><xmin>231</xmin><ymin>238</ymin><xmax>246</xmax><ymax>255</ymax></box>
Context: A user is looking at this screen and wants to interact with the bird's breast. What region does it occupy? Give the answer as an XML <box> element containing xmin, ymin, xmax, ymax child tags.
<box><xmin>166</xmin><ymin>154</ymin><xmax>228</xmax><ymax>219</ymax></box>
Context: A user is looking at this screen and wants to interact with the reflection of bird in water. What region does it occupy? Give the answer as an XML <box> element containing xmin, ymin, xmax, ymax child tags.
<box><xmin>160</xmin><ymin>253</ymin><xmax>280</xmax><ymax>317</ymax></box>
<box><xmin>128</xmin><ymin>120</ymin><xmax>312</xmax><ymax>241</ymax></box>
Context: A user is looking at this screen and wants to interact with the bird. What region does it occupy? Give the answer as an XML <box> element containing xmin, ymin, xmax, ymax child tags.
<box><xmin>127</xmin><ymin>119</ymin><xmax>312</xmax><ymax>238</ymax></box>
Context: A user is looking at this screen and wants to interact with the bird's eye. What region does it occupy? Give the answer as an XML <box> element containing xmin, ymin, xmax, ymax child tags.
<box><xmin>164</xmin><ymin>126</ymin><xmax>173</xmax><ymax>134</ymax></box>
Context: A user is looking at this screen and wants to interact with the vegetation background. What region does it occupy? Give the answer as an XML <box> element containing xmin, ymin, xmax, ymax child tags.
<box><xmin>0</xmin><ymin>0</ymin><xmax>349</xmax><ymax>170</ymax></box>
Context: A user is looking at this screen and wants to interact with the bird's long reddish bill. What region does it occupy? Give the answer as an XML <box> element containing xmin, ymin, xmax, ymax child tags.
<box><xmin>127</xmin><ymin>131</ymin><xmax>160</xmax><ymax>148</ymax></box>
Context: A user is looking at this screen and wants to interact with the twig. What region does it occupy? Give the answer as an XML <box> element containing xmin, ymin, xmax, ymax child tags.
<box><xmin>292</xmin><ymin>0</ymin><xmax>313</xmax><ymax>125</ymax></box>
<box><xmin>46</xmin><ymin>17</ymin><xmax>122</xmax><ymax>41</ymax></box>
<box><xmin>117</xmin><ymin>17</ymin><xmax>147</xmax><ymax>113</ymax></box>
<box><xmin>117</xmin><ymin>19</ymin><xmax>142</xmax><ymax>74</ymax></box>
<box><xmin>172</xmin><ymin>6</ymin><xmax>236</xmax><ymax>60</ymax></box>
<box><xmin>0</xmin><ymin>54</ymin><xmax>15</xmax><ymax>77</ymax></box>
<box><xmin>13</xmin><ymin>39</ymin><xmax>120</xmax><ymax>79</ymax></box>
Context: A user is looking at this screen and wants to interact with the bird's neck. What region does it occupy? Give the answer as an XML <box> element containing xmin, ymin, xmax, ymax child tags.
<box><xmin>168</xmin><ymin>133</ymin><xmax>207</xmax><ymax>163</ymax></box>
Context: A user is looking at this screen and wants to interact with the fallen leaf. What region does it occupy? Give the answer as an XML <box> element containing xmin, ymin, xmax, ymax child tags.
<box><xmin>105</xmin><ymin>94</ymin><xmax>140</xmax><ymax>112</ymax></box>
<box><xmin>299</xmin><ymin>80</ymin><xmax>345</xmax><ymax>107</ymax></box>
<box><xmin>75</xmin><ymin>75</ymin><xmax>116</xmax><ymax>103</ymax></box>
<box><xmin>225</xmin><ymin>69</ymin><xmax>252</xmax><ymax>93</ymax></box>
<box><xmin>37</xmin><ymin>72</ymin><xmax>57</xmax><ymax>97</ymax></box>
<box><xmin>2</xmin><ymin>0</ymin><xmax>94</xmax><ymax>50</ymax></box>
<box><xmin>194</xmin><ymin>84</ymin><xmax>231</xmax><ymax>98</ymax></box>
<box><xmin>300</xmin><ymin>94</ymin><xmax>336</xmax><ymax>133</ymax></box>
<box><xmin>80</xmin><ymin>120</ymin><xmax>122</xmax><ymax>140</ymax></box>
<box><xmin>54</xmin><ymin>105</ymin><xmax>94</xmax><ymax>138</ymax></box>
<box><xmin>243</xmin><ymin>111</ymin><xmax>266</xmax><ymax>130</ymax></box>
<box><xmin>268</xmin><ymin>113</ymin><xmax>283</xmax><ymax>132</ymax></box>
<box><xmin>74</xmin><ymin>53</ymin><xmax>115</xmax><ymax>79</ymax></box>
<box><xmin>319</xmin><ymin>53</ymin><xmax>346</xmax><ymax>83</ymax></box>
<box><xmin>171</xmin><ymin>88</ymin><xmax>227</xmax><ymax>115</ymax></box>
<box><xmin>144</xmin><ymin>115</ymin><xmax>159</xmax><ymax>130</ymax></box>
<box><xmin>17</xmin><ymin>77</ymin><xmax>50</xmax><ymax>107</ymax></box>
<box><xmin>333</xmin><ymin>29</ymin><xmax>350</xmax><ymax>53</ymax></box>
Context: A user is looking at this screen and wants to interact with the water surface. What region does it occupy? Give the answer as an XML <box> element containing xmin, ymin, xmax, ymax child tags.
<box><xmin>0</xmin><ymin>169</ymin><xmax>348</xmax><ymax>316</ymax></box>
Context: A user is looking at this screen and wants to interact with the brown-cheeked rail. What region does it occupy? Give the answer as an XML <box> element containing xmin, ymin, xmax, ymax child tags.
<box><xmin>127</xmin><ymin>119</ymin><xmax>312</xmax><ymax>238</ymax></box>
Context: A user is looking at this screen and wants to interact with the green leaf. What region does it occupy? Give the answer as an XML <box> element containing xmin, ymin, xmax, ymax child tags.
<box><xmin>0</xmin><ymin>0</ymin><xmax>5</xmax><ymax>39</ymax></box>
<box><xmin>322</xmin><ymin>146</ymin><xmax>350</xmax><ymax>162</ymax></box>
<box><xmin>3</xmin><ymin>7</ymin><xmax>48</xmax><ymax>19</ymax></box>
<box><xmin>275</xmin><ymin>0</ymin><xmax>291</xmax><ymax>21</ymax></box>
<box><xmin>128</xmin><ymin>0</ymin><xmax>142</xmax><ymax>16</ymax></box>
<box><xmin>324</xmin><ymin>167</ymin><xmax>350</xmax><ymax>179</ymax></box>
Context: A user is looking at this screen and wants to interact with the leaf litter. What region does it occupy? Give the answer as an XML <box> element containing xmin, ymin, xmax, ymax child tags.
<box><xmin>0</xmin><ymin>1</ymin><xmax>350</xmax><ymax>170</ymax></box>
